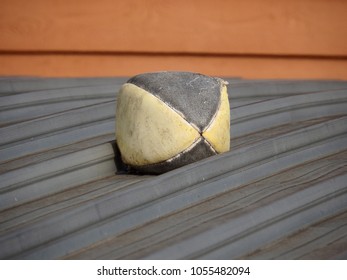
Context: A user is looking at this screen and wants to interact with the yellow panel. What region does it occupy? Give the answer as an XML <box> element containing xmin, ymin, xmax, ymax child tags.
<box><xmin>116</xmin><ymin>83</ymin><xmax>200</xmax><ymax>166</ymax></box>
<box><xmin>202</xmin><ymin>84</ymin><xmax>230</xmax><ymax>153</ymax></box>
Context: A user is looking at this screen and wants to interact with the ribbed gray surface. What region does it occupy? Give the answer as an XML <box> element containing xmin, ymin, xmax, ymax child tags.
<box><xmin>0</xmin><ymin>77</ymin><xmax>346</xmax><ymax>260</ymax></box>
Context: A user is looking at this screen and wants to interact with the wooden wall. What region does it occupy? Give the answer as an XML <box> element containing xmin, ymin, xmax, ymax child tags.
<box><xmin>1</xmin><ymin>0</ymin><xmax>347</xmax><ymax>79</ymax></box>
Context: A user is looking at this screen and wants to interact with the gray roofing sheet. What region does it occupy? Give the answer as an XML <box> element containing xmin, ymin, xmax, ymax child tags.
<box><xmin>0</xmin><ymin>77</ymin><xmax>346</xmax><ymax>259</ymax></box>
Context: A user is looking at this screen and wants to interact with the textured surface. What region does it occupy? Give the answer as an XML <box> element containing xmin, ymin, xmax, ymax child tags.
<box><xmin>116</xmin><ymin>82</ymin><xmax>201</xmax><ymax>167</ymax></box>
<box><xmin>116</xmin><ymin>72</ymin><xmax>229</xmax><ymax>174</ymax></box>
<box><xmin>0</xmin><ymin>77</ymin><xmax>347</xmax><ymax>259</ymax></box>
<box><xmin>128</xmin><ymin>72</ymin><xmax>222</xmax><ymax>130</ymax></box>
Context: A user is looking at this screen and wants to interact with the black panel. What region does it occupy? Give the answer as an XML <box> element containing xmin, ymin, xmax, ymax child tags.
<box><xmin>128</xmin><ymin>71</ymin><xmax>222</xmax><ymax>131</ymax></box>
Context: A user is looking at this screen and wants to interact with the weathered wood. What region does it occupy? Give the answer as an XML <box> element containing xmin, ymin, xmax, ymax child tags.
<box><xmin>0</xmin><ymin>77</ymin><xmax>346</xmax><ymax>259</ymax></box>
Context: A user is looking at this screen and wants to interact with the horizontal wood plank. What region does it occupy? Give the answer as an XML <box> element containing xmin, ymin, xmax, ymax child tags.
<box><xmin>1</xmin><ymin>0</ymin><xmax>347</xmax><ymax>56</ymax></box>
<box><xmin>1</xmin><ymin>53</ymin><xmax>347</xmax><ymax>79</ymax></box>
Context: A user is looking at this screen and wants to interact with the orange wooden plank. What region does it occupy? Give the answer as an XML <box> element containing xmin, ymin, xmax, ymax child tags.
<box><xmin>1</xmin><ymin>53</ymin><xmax>347</xmax><ymax>79</ymax></box>
<box><xmin>1</xmin><ymin>0</ymin><xmax>347</xmax><ymax>56</ymax></box>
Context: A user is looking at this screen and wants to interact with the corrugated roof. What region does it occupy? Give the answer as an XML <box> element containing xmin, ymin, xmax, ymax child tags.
<box><xmin>0</xmin><ymin>77</ymin><xmax>346</xmax><ymax>259</ymax></box>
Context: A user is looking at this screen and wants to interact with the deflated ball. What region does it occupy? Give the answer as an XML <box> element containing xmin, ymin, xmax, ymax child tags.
<box><xmin>115</xmin><ymin>71</ymin><xmax>230</xmax><ymax>174</ymax></box>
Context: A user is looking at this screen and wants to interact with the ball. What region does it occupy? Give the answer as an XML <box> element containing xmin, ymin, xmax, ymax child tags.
<box><xmin>115</xmin><ymin>71</ymin><xmax>230</xmax><ymax>174</ymax></box>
